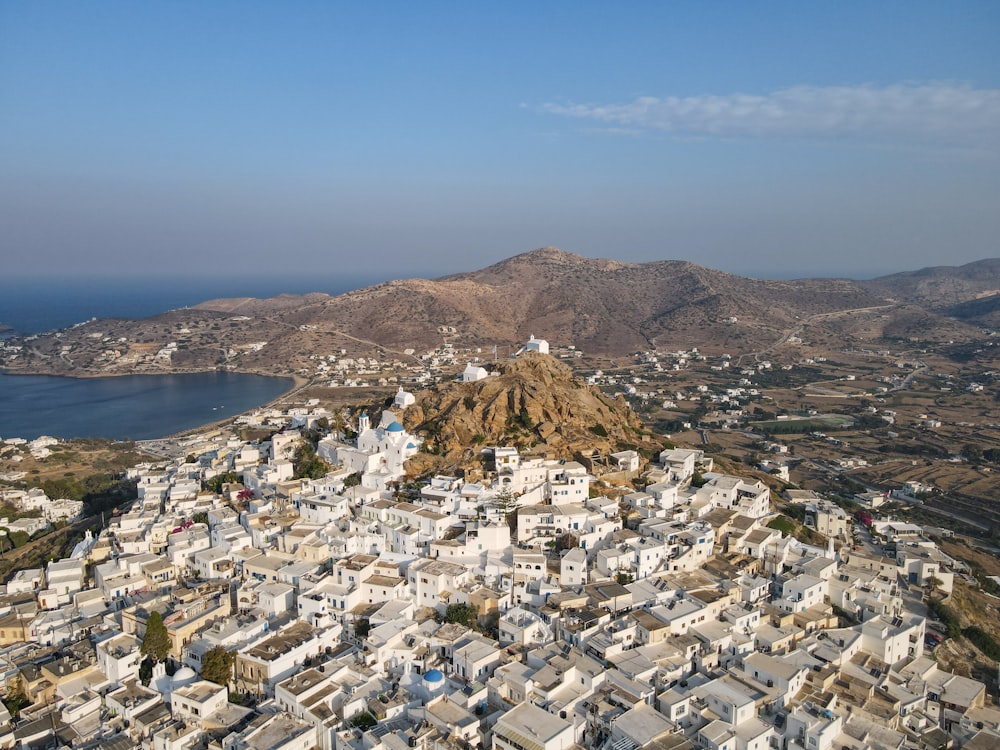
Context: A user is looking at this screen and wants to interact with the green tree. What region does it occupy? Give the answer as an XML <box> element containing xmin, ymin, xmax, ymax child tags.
<box><xmin>444</xmin><ymin>603</ymin><xmax>479</xmax><ymax>630</ymax></box>
<box><xmin>192</xmin><ymin>511</ymin><xmax>209</xmax><ymax>526</ymax></box>
<box><xmin>141</xmin><ymin>611</ymin><xmax>171</xmax><ymax>663</ymax></box>
<box><xmin>206</xmin><ymin>471</ymin><xmax>240</xmax><ymax>493</ymax></box>
<box><xmin>961</xmin><ymin>444</ymin><xmax>982</xmax><ymax>463</ymax></box>
<box><xmin>488</xmin><ymin>486</ymin><xmax>518</xmax><ymax>515</ymax></box>
<box><xmin>343</xmin><ymin>472</ymin><xmax>362</xmax><ymax>488</ymax></box>
<box><xmin>138</xmin><ymin>656</ymin><xmax>154</xmax><ymax>687</ymax></box>
<box><xmin>2</xmin><ymin>674</ymin><xmax>29</xmax><ymax>719</ymax></box>
<box><xmin>200</xmin><ymin>646</ymin><xmax>235</xmax><ymax>686</ymax></box>
<box><xmin>293</xmin><ymin>445</ymin><xmax>329</xmax><ymax>480</ymax></box>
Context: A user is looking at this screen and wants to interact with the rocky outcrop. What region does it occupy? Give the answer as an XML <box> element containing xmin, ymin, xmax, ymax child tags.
<box><xmin>402</xmin><ymin>353</ymin><xmax>658</xmax><ymax>471</ymax></box>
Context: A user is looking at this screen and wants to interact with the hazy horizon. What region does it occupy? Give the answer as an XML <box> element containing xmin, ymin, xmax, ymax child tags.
<box><xmin>2</xmin><ymin>248</ymin><xmax>992</xmax><ymax>290</ymax></box>
<box><xmin>3</xmin><ymin>3</ymin><xmax>998</xmax><ymax>281</ymax></box>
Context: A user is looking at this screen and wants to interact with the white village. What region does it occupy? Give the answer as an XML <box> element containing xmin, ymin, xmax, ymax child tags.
<box><xmin>0</xmin><ymin>347</ymin><xmax>993</xmax><ymax>750</ymax></box>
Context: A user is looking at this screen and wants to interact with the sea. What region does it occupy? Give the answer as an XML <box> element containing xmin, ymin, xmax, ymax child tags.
<box><xmin>0</xmin><ymin>274</ymin><xmax>382</xmax><ymax>442</ymax></box>
<box><xmin>0</xmin><ymin>371</ymin><xmax>294</xmax><ymax>441</ymax></box>
<box><xmin>0</xmin><ymin>274</ymin><xmax>384</xmax><ymax>337</ymax></box>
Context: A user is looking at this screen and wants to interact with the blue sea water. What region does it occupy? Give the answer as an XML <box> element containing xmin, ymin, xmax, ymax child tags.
<box><xmin>0</xmin><ymin>275</ymin><xmax>375</xmax><ymax>440</ymax></box>
<box><xmin>0</xmin><ymin>371</ymin><xmax>294</xmax><ymax>441</ymax></box>
<box><xmin>0</xmin><ymin>274</ymin><xmax>386</xmax><ymax>336</ymax></box>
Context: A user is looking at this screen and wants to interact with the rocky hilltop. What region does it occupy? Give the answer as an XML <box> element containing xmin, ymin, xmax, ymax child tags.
<box><xmin>3</xmin><ymin>248</ymin><xmax>998</xmax><ymax>378</ymax></box>
<box><xmin>401</xmin><ymin>352</ymin><xmax>657</xmax><ymax>473</ymax></box>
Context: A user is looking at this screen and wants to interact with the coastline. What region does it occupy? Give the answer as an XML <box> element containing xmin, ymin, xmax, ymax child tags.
<box><xmin>154</xmin><ymin>373</ymin><xmax>313</xmax><ymax>441</ymax></box>
<box><xmin>0</xmin><ymin>369</ymin><xmax>305</xmax><ymax>444</ymax></box>
<box><xmin>0</xmin><ymin>364</ymin><xmax>297</xmax><ymax>381</ymax></box>
<box><xmin>145</xmin><ymin>370</ymin><xmax>313</xmax><ymax>445</ymax></box>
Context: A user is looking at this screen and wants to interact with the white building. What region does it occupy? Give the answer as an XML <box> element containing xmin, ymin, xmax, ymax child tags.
<box><xmin>524</xmin><ymin>335</ymin><xmax>549</xmax><ymax>355</ymax></box>
<box><xmin>462</xmin><ymin>364</ymin><xmax>489</xmax><ymax>382</ymax></box>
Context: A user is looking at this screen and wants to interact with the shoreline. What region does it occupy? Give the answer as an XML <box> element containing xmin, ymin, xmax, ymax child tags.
<box><xmin>0</xmin><ymin>369</ymin><xmax>308</xmax><ymax>444</ymax></box>
<box><xmin>153</xmin><ymin>374</ymin><xmax>313</xmax><ymax>442</ymax></box>
<box><xmin>0</xmin><ymin>364</ymin><xmax>296</xmax><ymax>381</ymax></box>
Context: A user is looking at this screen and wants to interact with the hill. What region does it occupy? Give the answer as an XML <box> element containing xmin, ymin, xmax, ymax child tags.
<box><xmin>862</xmin><ymin>258</ymin><xmax>1000</xmax><ymax>310</ymax></box>
<box><xmin>3</xmin><ymin>248</ymin><xmax>998</xmax><ymax>378</ymax></box>
<box><xmin>400</xmin><ymin>352</ymin><xmax>659</xmax><ymax>473</ymax></box>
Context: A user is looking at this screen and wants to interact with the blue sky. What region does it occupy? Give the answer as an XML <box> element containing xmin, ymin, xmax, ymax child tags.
<box><xmin>2</xmin><ymin>2</ymin><xmax>998</xmax><ymax>282</ymax></box>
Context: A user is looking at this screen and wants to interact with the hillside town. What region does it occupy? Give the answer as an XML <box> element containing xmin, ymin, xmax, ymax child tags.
<box><xmin>0</xmin><ymin>373</ymin><xmax>996</xmax><ymax>750</ymax></box>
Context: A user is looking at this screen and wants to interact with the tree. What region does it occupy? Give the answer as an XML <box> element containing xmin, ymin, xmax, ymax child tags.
<box><xmin>555</xmin><ymin>532</ymin><xmax>579</xmax><ymax>551</ymax></box>
<box><xmin>192</xmin><ymin>511</ymin><xmax>209</xmax><ymax>526</ymax></box>
<box><xmin>293</xmin><ymin>445</ymin><xmax>329</xmax><ymax>480</ymax></box>
<box><xmin>344</xmin><ymin>472</ymin><xmax>362</xmax><ymax>488</ymax></box>
<box><xmin>200</xmin><ymin>646</ymin><xmax>235</xmax><ymax>686</ymax></box>
<box><xmin>488</xmin><ymin>486</ymin><xmax>518</xmax><ymax>515</ymax></box>
<box><xmin>141</xmin><ymin>611</ymin><xmax>171</xmax><ymax>663</ymax></box>
<box><xmin>444</xmin><ymin>603</ymin><xmax>479</xmax><ymax>630</ymax></box>
<box><xmin>3</xmin><ymin>674</ymin><xmax>29</xmax><ymax>719</ymax></box>
<box><xmin>138</xmin><ymin>656</ymin><xmax>154</xmax><ymax>687</ymax></box>
<box><xmin>206</xmin><ymin>471</ymin><xmax>240</xmax><ymax>494</ymax></box>
<box><xmin>961</xmin><ymin>444</ymin><xmax>982</xmax><ymax>463</ymax></box>
<box><xmin>925</xmin><ymin>576</ymin><xmax>944</xmax><ymax>598</ymax></box>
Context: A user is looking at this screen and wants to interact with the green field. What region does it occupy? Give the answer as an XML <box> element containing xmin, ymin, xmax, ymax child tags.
<box><xmin>752</xmin><ymin>414</ymin><xmax>855</xmax><ymax>434</ymax></box>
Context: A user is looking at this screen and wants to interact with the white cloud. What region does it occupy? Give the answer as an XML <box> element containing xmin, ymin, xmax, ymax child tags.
<box><xmin>541</xmin><ymin>83</ymin><xmax>1000</xmax><ymax>148</ymax></box>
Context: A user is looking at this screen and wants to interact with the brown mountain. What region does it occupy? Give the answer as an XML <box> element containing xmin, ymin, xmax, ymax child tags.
<box><xmin>4</xmin><ymin>248</ymin><xmax>998</xmax><ymax>377</ymax></box>
<box><xmin>861</xmin><ymin>258</ymin><xmax>1000</xmax><ymax>328</ymax></box>
<box><xmin>862</xmin><ymin>258</ymin><xmax>1000</xmax><ymax>309</ymax></box>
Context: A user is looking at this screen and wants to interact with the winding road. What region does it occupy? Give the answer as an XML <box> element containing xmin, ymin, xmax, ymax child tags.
<box><xmin>737</xmin><ymin>304</ymin><xmax>898</xmax><ymax>366</ymax></box>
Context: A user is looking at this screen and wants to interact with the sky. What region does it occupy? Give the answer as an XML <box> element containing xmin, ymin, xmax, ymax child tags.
<box><xmin>2</xmin><ymin>2</ymin><xmax>998</xmax><ymax>283</ymax></box>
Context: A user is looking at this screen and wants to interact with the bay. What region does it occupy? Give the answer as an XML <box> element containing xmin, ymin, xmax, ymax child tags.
<box><xmin>0</xmin><ymin>371</ymin><xmax>294</xmax><ymax>441</ymax></box>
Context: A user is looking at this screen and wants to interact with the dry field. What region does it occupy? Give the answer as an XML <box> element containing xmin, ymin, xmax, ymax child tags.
<box><xmin>0</xmin><ymin>439</ymin><xmax>148</xmax><ymax>485</ymax></box>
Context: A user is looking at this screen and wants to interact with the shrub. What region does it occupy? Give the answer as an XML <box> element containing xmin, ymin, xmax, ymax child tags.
<box><xmin>963</xmin><ymin>627</ymin><xmax>1000</xmax><ymax>661</ymax></box>
<box><xmin>926</xmin><ymin>599</ymin><xmax>961</xmax><ymax>639</ymax></box>
<box><xmin>767</xmin><ymin>516</ymin><xmax>796</xmax><ymax>537</ymax></box>
<box><xmin>349</xmin><ymin>712</ymin><xmax>378</xmax><ymax>731</ymax></box>
<box><xmin>588</xmin><ymin>424</ymin><xmax>609</xmax><ymax>438</ymax></box>
<box><xmin>444</xmin><ymin>603</ymin><xmax>479</xmax><ymax>630</ymax></box>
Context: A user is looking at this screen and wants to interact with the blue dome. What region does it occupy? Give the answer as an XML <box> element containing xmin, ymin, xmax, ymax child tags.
<box><xmin>424</xmin><ymin>669</ymin><xmax>444</xmax><ymax>683</ymax></box>
<box><xmin>406</xmin><ymin>442</ymin><xmax>416</xmax><ymax>449</ymax></box>
<box><xmin>386</xmin><ymin>421</ymin><xmax>405</xmax><ymax>433</ymax></box>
